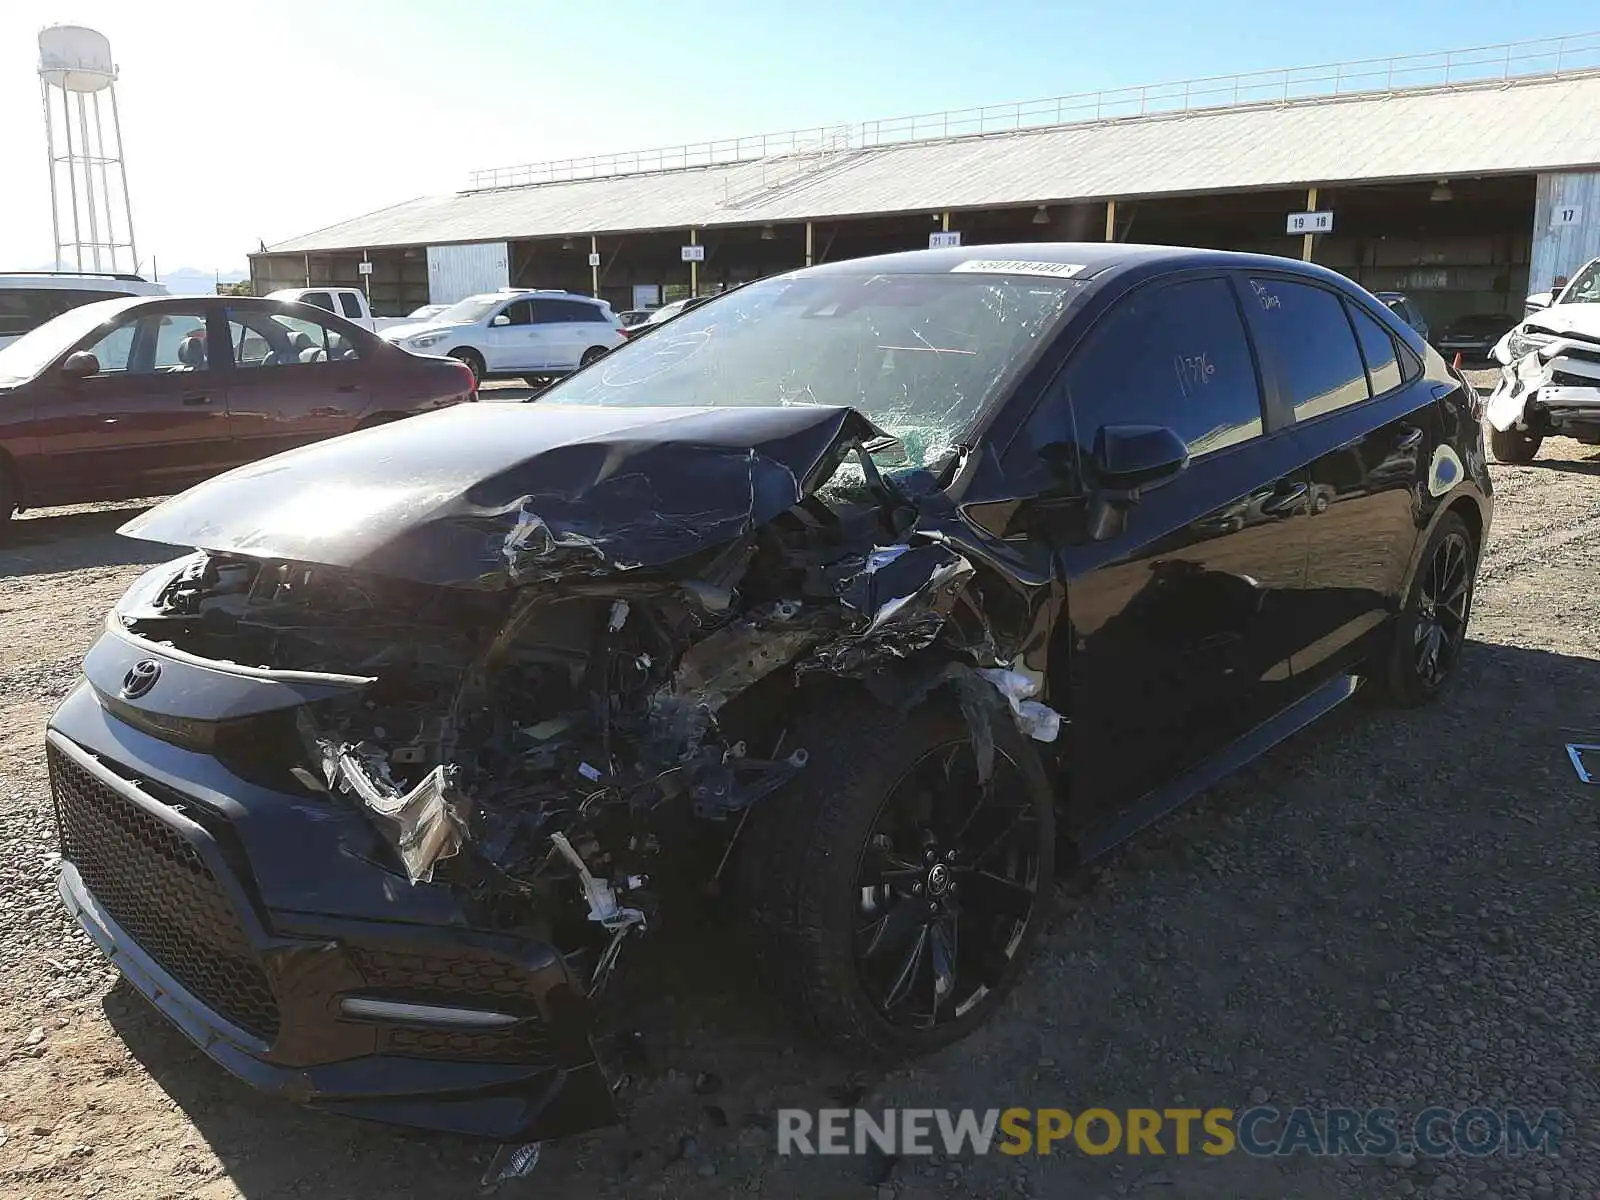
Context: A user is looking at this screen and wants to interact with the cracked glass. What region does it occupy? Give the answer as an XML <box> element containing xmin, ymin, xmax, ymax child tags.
<box><xmin>543</xmin><ymin>271</ymin><xmax>1082</xmax><ymax>473</ymax></box>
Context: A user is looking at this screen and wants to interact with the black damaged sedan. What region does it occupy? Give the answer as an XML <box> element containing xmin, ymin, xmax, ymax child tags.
<box><xmin>50</xmin><ymin>245</ymin><xmax>1490</xmax><ymax>1145</ymax></box>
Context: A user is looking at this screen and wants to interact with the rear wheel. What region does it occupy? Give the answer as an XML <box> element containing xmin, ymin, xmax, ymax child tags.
<box><xmin>1489</xmin><ymin>426</ymin><xmax>1541</xmax><ymax>464</ymax></box>
<box><xmin>739</xmin><ymin>696</ymin><xmax>1054</xmax><ymax>1058</ymax></box>
<box><xmin>1372</xmin><ymin>512</ymin><xmax>1477</xmax><ymax>706</ymax></box>
<box><xmin>448</xmin><ymin>348</ymin><xmax>484</xmax><ymax>386</ymax></box>
<box><xmin>579</xmin><ymin>346</ymin><xmax>609</xmax><ymax>368</ymax></box>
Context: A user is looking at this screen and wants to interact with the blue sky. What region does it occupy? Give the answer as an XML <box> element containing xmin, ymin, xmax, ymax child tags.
<box><xmin>0</xmin><ymin>0</ymin><xmax>1594</xmax><ymax>273</ymax></box>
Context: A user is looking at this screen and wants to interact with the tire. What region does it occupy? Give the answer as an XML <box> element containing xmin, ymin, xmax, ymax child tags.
<box><xmin>1371</xmin><ymin>511</ymin><xmax>1477</xmax><ymax>706</ymax></box>
<box><xmin>579</xmin><ymin>346</ymin><xmax>609</xmax><ymax>368</ymax></box>
<box><xmin>0</xmin><ymin>461</ymin><xmax>14</xmax><ymax>527</ymax></box>
<box><xmin>1489</xmin><ymin>426</ymin><xmax>1541</xmax><ymax>464</ymax></box>
<box><xmin>523</xmin><ymin>375</ymin><xmax>552</xmax><ymax>390</ymax></box>
<box><xmin>448</xmin><ymin>349</ymin><xmax>484</xmax><ymax>386</ymax></box>
<box><xmin>738</xmin><ymin>693</ymin><xmax>1055</xmax><ymax>1059</ymax></box>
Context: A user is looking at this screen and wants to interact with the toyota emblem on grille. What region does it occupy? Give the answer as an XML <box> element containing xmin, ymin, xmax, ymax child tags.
<box><xmin>120</xmin><ymin>659</ymin><xmax>162</xmax><ymax>700</ymax></box>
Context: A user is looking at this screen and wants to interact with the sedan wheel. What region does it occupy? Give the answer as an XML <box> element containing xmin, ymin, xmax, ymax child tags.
<box><xmin>738</xmin><ymin>699</ymin><xmax>1054</xmax><ymax>1057</ymax></box>
<box><xmin>1373</xmin><ymin>511</ymin><xmax>1477</xmax><ymax>706</ymax></box>
<box><xmin>1412</xmin><ymin>528</ymin><xmax>1472</xmax><ymax>691</ymax></box>
<box><xmin>854</xmin><ymin>741</ymin><xmax>1043</xmax><ymax>1031</ymax></box>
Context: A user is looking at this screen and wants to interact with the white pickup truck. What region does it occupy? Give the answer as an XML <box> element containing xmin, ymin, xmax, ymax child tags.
<box><xmin>266</xmin><ymin>287</ymin><xmax>436</xmax><ymax>334</ymax></box>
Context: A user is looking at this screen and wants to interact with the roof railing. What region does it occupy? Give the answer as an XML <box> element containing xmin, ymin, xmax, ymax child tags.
<box><xmin>465</xmin><ymin>31</ymin><xmax>1600</xmax><ymax>193</ymax></box>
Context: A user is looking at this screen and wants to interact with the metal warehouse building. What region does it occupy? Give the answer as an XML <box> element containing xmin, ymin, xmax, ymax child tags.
<box><xmin>252</xmin><ymin>35</ymin><xmax>1600</xmax><ymax>330</ymax></box>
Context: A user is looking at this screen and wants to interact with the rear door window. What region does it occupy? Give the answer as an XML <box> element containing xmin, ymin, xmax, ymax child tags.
<box><xmin>301</xmin><ymin>291</ymin><xmax>334</xmax><ymax>313</ymax></box>
<box><xmin>1060</xmin><ymin>276</ymin><xmax>1265</xmax><ymax>461</ymax></box>
<box><xmin>1346</xmin><ymin>303</ymin><xmax>1404</xmax><ymax>395</ymax></box>
<box><xmin>1245</xmin><ymin>278</ymin><xmax>1370</xmax><ymax>420</ymax></box>
<box><xmin>338</xmin><ymin>292</ymin><xmax>364</xmax><ymax>319</ymax></box>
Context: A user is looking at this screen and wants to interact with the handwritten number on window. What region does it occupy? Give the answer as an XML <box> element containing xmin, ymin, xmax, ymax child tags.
<box><xmin>1173</xmin><ymin>351</ymin><xmax>1215</xmax><ymax>396</ymax></box>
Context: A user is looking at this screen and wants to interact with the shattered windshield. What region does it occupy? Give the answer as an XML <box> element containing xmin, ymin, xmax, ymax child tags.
<box><xmin>543</xmin><ymin>271</ymin><xmax>1083</xmax><ymax>471</ymax></box>
<box><xmin>1558</xmin><ymin>261</ymin><xmax>1600</xmax><ymax>305</ymax></box>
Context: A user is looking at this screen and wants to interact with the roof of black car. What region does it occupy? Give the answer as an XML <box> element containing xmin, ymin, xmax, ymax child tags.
<box><xmin>803</xmin><ymin>242</ymin><xmax>1344</xmax><ymax>286</ymax></box>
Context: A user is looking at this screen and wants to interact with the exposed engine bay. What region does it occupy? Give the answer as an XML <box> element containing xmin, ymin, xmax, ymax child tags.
<box><xmin>114</xmin><ymin>459</ymin><xmax>1061</xmax><ymax>1001</ymax></box>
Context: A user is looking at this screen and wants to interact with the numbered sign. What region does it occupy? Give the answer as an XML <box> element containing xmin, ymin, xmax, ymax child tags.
<box><xmin>929</xmin><ymin>231</ymin><xmax>962</xmax><ymax>249</ymax></box>
<box><xmin>588</xmin><ymin>252</ymin><xmax>601</xmax><ymax>267</ymax></box>
<box><xmin>681</xmin><ymin>245</ymin><xmax>705</xmax><ymax>262</ymax></box>
<box><xmin>1553</xmin><ymin>205</ymin><xmax>1584</xmax><ymax>228</ymax></box>
<box><xmin>1286</xmin><ymin>211</ymin><xmax>1334</xmax><ymax>235</ymax></box>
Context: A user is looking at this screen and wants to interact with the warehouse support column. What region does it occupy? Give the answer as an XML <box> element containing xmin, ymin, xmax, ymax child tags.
<box><xmin>942</xmin><ymin>211</ymin><xmax>950</xmax><ymax>234</ymax></box>
<box><xmin>303</xmin><ymin>253</ymin><xmax>310</xmax><ymax>286</ymax></box>
<box><xmin>1302</xmin><ymin>187</ymin><xmax>1318</xmax><ymax>262</ymax></box>
<box><xmin>590</xmin><ymin>235</ymin><xmax>599</xmax><ymax>298</ymax></box>
<box><xmin>690</xmin><ymin>227</ymin><xmax>698</xmax><ymax>297</ymax></box>
<box><xmin>1104</xmin><ymin>200</ymin><xmax>1116</xmax><ymax>242</ymax></box>
<box><xmin>805</xmin><ymin>221</ymin><xmax>813</xmax><ymax>267</ymax></box>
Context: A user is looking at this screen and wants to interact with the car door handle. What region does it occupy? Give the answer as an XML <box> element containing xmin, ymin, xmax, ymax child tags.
<box><xmin>336</xmin><ymin>384</ymin><xmax>359</xmax><ymax>393</ymax></box>
<box><xmin>1256</xmin><ymin>481</ymin><xmax>1308</xmax><ymax>516</ymax></box>
<box><xmin>181</xmin><ymin>393</ymin><xmax>211</xmax><ymax>406</ymax></box>
<box><xmin>1394</xmin><ymin>426</ymin><xmax>1425</xmax><ymax>450</ymax></box>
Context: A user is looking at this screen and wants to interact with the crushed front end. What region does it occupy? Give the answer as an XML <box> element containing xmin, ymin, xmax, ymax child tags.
<box><xmin>1486</xmin><ymin>325</ymin><xmax>1600</xmax><ymax>443</ymax></box>
<box><xmin>49</xmin><ymin>405</ymin><xmax>1059</xmax><ymax>1142</ymax></box>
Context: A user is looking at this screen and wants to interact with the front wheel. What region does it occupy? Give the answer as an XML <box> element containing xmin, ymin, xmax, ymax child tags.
<box><xmin>1489</xmin><ymin>426</ymin><xmax>1541</xmax><ymax>464</ymax></box>
<box><xmin>448</xmin><ymin>348</ymin><xmax>484</xmax><ymax>387</ymax></box>
<box><xmin>1371</xmin><ymin>512</ymin><xmax>1477</xmax><ymax>706</ymax></box>
<box><xmin>738</xmin><ymin>696</ymin><xmax>1054</xmax><ymax>1058</ymax></box>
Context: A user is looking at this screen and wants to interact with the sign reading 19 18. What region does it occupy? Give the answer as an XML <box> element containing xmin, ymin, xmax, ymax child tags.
<box><xmin>1287</xmin><ymin>211</ymin><xmax>1334</xmax><ymax>235</ymax></box>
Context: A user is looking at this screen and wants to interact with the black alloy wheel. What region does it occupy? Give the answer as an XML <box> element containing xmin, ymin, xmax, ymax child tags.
<box><xmin>853</xmin><ymin>741</ymin><xmax>1042</xmax><ymax>1030</ymax></box>
<box><xmin>738</xmin><ymin>699</ymin><xmax>1054</xmax><ymax>1057</ymax></box>
<box><xmin>1373</xmin><ymin>511</ymin><xmax>1477</xmax><ymax>706</ymax></box>
<box><xmin>1413</xmin><ymin>527</ymin><xmax>1472</xmax><ymax>692</ymax></box>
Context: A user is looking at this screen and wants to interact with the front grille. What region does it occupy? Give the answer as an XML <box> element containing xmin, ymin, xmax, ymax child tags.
<box><xmin>380</xmin><ymin>1024</ymin><xmax>551</xmax><ymax>1065</ymax></box>
<box><xmin>50</xmin><ymin>744</ymin><xmax>281</xmax><ymax>1042</ymax></box>
<box><xmin>347</xmin><ymin>944</ymin><xmax>552</xmax><ymax>1065</ymax></box>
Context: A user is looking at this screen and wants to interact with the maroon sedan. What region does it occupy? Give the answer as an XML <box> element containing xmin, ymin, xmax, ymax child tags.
<box><xmin>0</xmin><ymin>295</ymin><xmax>475</xmax><ymax>522</ymax></box>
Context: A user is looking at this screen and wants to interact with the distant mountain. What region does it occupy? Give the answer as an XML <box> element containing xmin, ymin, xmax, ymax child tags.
<box><xmin>158</xmin><ymin>266</ymin><xmax>249</xmax><ymax>295</ymax></box>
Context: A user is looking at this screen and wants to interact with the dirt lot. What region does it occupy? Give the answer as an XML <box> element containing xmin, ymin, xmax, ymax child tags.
<box><xmin>3</xmin><ymin>424</ymin><xmax>1599</xmax><ymax>1199</ymax></box>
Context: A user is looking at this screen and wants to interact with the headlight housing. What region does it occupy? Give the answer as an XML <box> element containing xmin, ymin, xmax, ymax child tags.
<box><xmin>1508</xmin><ymin>325</ymin><xmax>1556</xmax><ymax>360</ymax></box>
<box><xmin>409</xmin><ymin>333</ymin><xmax>447</xmax><ymax>349</ymax></box>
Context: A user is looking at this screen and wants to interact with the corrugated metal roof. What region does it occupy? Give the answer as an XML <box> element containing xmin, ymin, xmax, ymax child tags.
<box><xmin>267</xmin><ymin>73</ymin><xmax>1600</xmax><ymax>254</ymax></box>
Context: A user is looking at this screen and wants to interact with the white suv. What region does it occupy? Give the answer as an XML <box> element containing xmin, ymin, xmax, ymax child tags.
<box><xmin>380</xmin><ymin>289</ymin><xmax>625</xmax><ymax>384</ymax></box>
<box><xmin>0</xmin><ymin>272</ymin><xmax>168</xmax><ymax>350</ymax></box>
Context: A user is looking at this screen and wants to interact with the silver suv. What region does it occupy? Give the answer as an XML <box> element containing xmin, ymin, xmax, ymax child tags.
<box><xmin>379</xmin><ymin>289</ymin><xmax>625</xmax><ymax>385</ymax></box>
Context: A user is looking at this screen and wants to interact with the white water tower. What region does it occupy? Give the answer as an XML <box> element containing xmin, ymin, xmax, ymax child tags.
<box><xmin>38</xmin><ymin>25</ymin><xmax>138</xmax><ymax>274</ymax></box>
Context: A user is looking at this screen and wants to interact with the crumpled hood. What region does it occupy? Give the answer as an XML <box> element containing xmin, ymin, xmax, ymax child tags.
<box><xmin>119</xmin><ymin>402</ymin><xmax>884</xmax><ymax>588</ymax></box>
<box><xmin>1525</xmin><ymin>304</ymin><xmax>1600</xmax><ymax>340</ymax></box>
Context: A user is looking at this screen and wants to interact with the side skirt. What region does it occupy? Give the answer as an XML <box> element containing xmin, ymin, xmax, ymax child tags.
<box><xmin>1074</xmin><ymin>673</ymin><xmax>1361</xmax><ymax>865</ymax></box>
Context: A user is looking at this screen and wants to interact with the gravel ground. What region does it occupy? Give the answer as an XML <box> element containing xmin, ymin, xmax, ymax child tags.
<box><xmin>3</xmin><ymin>415</ymin><xmax>1599</xmax><ymax>1199</ymax></box>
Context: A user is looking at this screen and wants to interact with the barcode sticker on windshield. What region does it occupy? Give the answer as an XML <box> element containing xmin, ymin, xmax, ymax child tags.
<box><xmin>951</xmin><ymin>260</ymin><xmax>1087</xmax><ymax>279</ymax></box>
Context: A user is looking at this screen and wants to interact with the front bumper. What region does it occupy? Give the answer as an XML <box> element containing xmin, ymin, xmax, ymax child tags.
<box><xmin>47</xmin><ymin>682</ymin><xmax>617</xmax><ymax>1142</ymax></box>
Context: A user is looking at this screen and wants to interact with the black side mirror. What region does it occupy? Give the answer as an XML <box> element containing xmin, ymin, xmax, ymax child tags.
<box><xmin>60</xmin><ymin>351</ymin><xmax>100</xmax><ymax>380</ymax></box>
<box><xmin>1094</xmin><ymin>424</ymin><xmax>1190</xmax><ymax>492</ymax></box>
<box><xmin>1086</xmin><ymin>424</ymin><xmax>1189</xmax><ymax>540</ymax></box>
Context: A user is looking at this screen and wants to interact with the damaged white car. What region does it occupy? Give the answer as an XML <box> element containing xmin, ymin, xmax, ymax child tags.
<box><xmin>1486</xmin><ymin>257</ymin><xmax>1600</xmax><ymax>462</ymax></box>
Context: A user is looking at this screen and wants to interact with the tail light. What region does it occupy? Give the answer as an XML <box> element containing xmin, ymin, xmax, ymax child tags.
<box><xmin>452</xmin><ymin>360</ymin><xmax>478</xmax><ymax>398</ymax></box>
